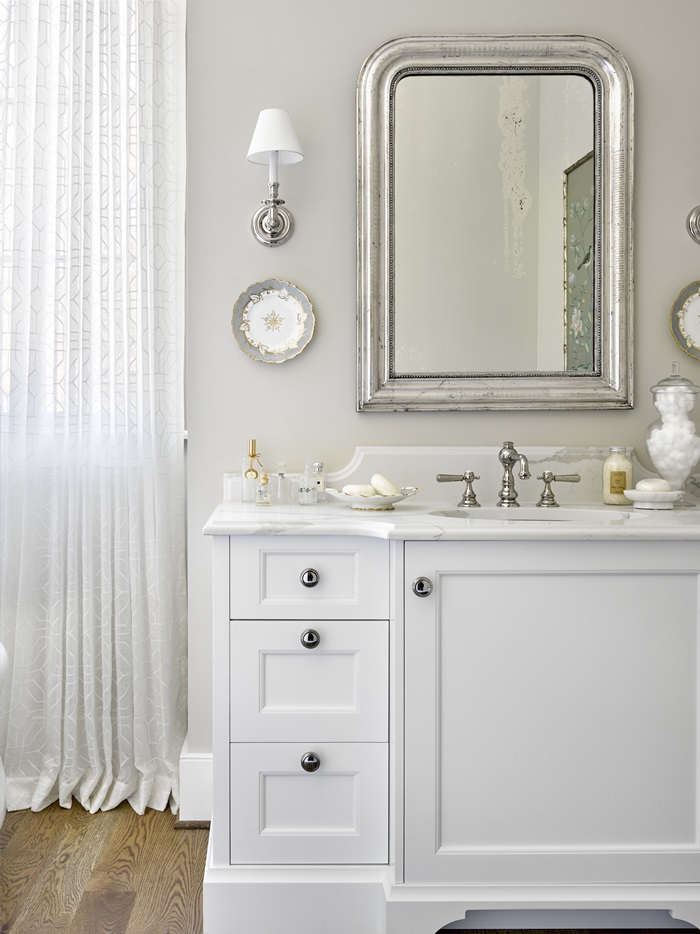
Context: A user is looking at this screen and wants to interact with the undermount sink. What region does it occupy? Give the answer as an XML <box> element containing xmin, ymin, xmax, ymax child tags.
<box><xmin>430</xmin><ymin>506</ymin><xmax>635</xmax><ymax>523</ymax></box>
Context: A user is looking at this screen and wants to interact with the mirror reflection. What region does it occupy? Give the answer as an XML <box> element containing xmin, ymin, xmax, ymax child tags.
<box><xmin>393</xmin><ymin>74</ymin><xmax>594</xmax><ymax>375</ymax></box>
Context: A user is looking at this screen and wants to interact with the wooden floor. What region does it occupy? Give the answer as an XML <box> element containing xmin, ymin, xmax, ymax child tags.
<box><xmin>0</xmin><ymin>801</ymin><xmax>209</xmax><ymax>934</ymax></box>
<box><xmin>0</xmin><ymin>805</ymin><xmax>687</xmax><ymax>934</ymax></box>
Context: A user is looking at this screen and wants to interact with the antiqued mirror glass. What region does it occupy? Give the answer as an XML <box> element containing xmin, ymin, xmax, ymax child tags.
<box><xmin>357</xmin><ymin>35</ymin><xmax>634</xmax><ymax>411</ymax></box>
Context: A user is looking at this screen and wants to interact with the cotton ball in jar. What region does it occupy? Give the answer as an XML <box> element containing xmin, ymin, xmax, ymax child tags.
<box><xmin>646</xmin><ymin>365</ymin><xmax>700</xmax><ymax>490</ymax></box>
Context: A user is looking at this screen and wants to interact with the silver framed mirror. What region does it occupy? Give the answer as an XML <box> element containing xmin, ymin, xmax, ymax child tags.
<box><xmin>357</xmin><ymin>35</ymin><xmax>634</xmax><ymax>411</ymax></box>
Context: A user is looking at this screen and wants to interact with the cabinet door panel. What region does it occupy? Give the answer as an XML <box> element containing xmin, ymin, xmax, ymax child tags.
<box><xmin>230</xmin><ymin>619</ymin><xmax>388</xmax><ymax>741</ymax></box>
<box><xmin>230</xmin><ymin>743</ymin><xmax>388</xmax><ymax>864</ymax></box>
<box><xmin>404</xmin><ymin>540</ymin><xmax>700</xmax><ymax>885</ymax></box>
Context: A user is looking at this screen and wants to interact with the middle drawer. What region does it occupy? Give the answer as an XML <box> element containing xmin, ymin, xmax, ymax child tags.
<box><xmin>230</xmin><ymin>619</ymin><xmax>388</xmax><ymax>743</ymax></box>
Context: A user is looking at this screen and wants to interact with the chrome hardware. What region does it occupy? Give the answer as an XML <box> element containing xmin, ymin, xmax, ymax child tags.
<box><xmin>497</xmin><ymin>441</ymin><xmax>531</xmax><ymax>507</ymax></box>
<box><xmin>300</xmin><ymin>568</ymin><xmax>320</xmax><ymax>588</ymax></box>
<box><xmin>300</xmin><ymin>629</ymin><xmax>321</xmax><ymax>649</ymax></box>
<box><xmin>535</xmin><ymin>471</ymin><xmax>581</xmax><ymax>507</ymax></box>
<box><xmin>436</xmin><ymin>471</ymin><xmax>480</xmax><ymax>507</ymax></box>
<box><xmin>412</xmin><ymin>576</ymin><xmax>433</xmax><ymax>597</ymax></box>
<box><xmin>300</xmin><ymin>752</ymin><xmax>321</xmax><ymax>772</ymax></box>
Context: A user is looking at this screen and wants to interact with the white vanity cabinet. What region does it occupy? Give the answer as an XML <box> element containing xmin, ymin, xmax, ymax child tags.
<box><xmin>204</xmin><ymin>500</ymin><xmax>700</xmax><ymax>934</ymax></box>
<box><xmin>403</xmin><ymin>539</ymin><xmax>700</xmax><ymax>887</ymax></box>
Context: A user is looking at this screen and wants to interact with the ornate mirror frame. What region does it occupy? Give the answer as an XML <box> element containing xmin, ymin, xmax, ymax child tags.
<box><xmin>357</xmin><ymin>35</ymin><xmax>634</xmax><ymax>411</ymax></box>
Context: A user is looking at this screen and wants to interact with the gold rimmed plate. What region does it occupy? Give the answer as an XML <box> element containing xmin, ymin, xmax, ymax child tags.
<box><xmin>232</xmin><ymin>279</ymin><xmax>314</xmax><ymax>363</ymax></box>
<box><xmin>671</xmin><ymin>280</ymin><xmax>700</xmax><ymax>361</ymax></box>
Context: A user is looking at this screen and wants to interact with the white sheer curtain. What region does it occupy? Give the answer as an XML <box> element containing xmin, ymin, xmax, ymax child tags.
<box><xmin>0</xmin><ymin>0</ymin><xmax>187</xmax><ymax>814</ymax></box>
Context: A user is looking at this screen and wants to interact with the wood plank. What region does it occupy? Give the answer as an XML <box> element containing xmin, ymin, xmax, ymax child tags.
<box><xmin>122</xmin><ymin>808</ymin><xmax>206</xmax><ymax>934</ymax></box>
<box><xmin>70</xmin><ymin>889</ymin><xmax>137</xmax><ymax>934</ymax></box>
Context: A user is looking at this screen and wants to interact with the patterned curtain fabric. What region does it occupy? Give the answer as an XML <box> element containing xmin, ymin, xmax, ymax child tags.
<box><xmin>0</xmin><ymin>0</ymin><xmax>187</xmax><ymax>813</ymax></box>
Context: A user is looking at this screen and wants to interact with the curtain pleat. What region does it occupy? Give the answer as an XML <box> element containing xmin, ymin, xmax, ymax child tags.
<box><xmin>0</xmin><ymin>0</ymin><xmax>187</xmax><ymax>814</ymax></box>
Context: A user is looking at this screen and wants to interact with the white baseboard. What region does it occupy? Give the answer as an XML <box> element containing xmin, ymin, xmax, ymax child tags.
<box><xmin>179</xmin><ymin>742</ymin><xmax>213</xmax><ymax>822</ymax></box>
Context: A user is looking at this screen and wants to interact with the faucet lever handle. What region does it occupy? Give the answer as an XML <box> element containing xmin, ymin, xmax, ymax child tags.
<box><xmin>535</xmin><ymin>471</ymin><xmax>581</xmax><ymax>507</ymax></box>
<box><xmin>436</xmin><ymin>472</ymin><xmax>481</xmax><ymax>508</ymax></box>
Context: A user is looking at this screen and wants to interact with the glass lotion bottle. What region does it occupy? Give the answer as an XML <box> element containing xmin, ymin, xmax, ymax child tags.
<box><xmin>602</xmin><ymin>446</ymin><xmax>632</xmax><ymax>505</ymax></box>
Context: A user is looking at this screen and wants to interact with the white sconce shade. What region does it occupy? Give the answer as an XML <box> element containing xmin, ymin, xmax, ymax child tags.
<box><xmin>247</xmin><ymin>109</ymin><xmax>304</xmax><ymax>247</ymax></box>
<box><xmin>247</xmin><ymin>108</ymin><xmax>304</xmax><ymax>166</ymax></box>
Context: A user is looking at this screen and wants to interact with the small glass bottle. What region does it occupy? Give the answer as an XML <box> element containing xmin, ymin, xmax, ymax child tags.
<box><xmin>271</xmin><ymin>462</ymin><xmax>291</xmax><ymax>505</ymax></box>
<box><xmin>312</xmin><ymin>462</ymin><xmax>327</xmax><ymax>502</ymax></box>
<box><xmin>602</xmin><ymin>446</ymin><xmax>632</xmax><ymax>504</ymax></box>
<box><xmin>298</xmin><ymin>461</ymin><xmax>318</xmax><ymax>505</ymax></box>
<box><xmin>255</xmin><ymin>472</ymin><xmax>272</xmax><ymax>506</ymax></box>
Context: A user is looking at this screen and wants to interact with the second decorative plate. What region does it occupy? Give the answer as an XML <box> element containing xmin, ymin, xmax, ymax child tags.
<box><xmin>671</xmin><ymin>280</ymin><xmax>700</xmax><ymax>361</ymax></box>
<box><xmin>232</xmin><ymin>279</ymin><xmax>314</xmax><ymax>363</ymax></box>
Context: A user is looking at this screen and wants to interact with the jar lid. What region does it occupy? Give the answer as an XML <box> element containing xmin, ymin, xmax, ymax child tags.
<box><xmin>651</xmin><ymin>362</ymin><xmax>700</xmax><ymax>394</ymax></box>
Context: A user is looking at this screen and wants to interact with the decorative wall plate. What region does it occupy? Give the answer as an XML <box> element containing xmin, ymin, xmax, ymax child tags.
<box><xmin>671</xmin><ymin>280</ymin><xmax>700</xmax><ymax>361</ymax></box>
<box><xmin>232</xmin><ymin>279</ymin><xmax>314</xmax><ymax>363</ymax></box>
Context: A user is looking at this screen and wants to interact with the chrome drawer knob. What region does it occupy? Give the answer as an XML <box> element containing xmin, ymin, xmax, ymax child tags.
<box><xmin>300</xmin><ymin>568</ymin><xmax>320</xmax><ymax>588</ymax></box>
<box><xmin>300</xmin><ymin>629</ymin><xmax>320</xmax><ymax>649</ymax></box>
<box><xmin>412</xmin><ymin>576</ymin><xmax>433</xmax><ymax>597</ymax></box>
<box><xmin>300</xmin><ymin>752</ymin><xmax>321</xmax><ymax>772</ymax></box>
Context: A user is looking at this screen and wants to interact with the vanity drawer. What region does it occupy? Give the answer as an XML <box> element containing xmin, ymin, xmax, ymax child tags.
<box><xmin>229</xmin><ymin>536</ymin><xmax>390</xmax><ymax>620</ymax></box>
<box><xmin>229</xmin><ymin>742</ymin><xmax>388</xmax><ymax>864</ymax></box>
<box><xmin>229</xmin><ymin>619</ymin><xmax>388</xmax><ymax>742</ymax></box>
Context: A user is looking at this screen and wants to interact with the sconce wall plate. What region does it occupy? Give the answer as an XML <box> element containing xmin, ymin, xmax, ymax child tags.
<box><xmin>687</xmin><ymin>206</ymin><xmax>700</xmax><ymax>245</ymax></box>
<box><xmin>251</xmin><ymin>186</ymin><xmax>294</xmax><ymax>248</ymax></box>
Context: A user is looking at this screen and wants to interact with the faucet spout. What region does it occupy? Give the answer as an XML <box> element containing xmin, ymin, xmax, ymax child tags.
<box><xmin>497</xmin><ymin>441</ymin><xmax>530</xmax><ymax>507</ymax></box>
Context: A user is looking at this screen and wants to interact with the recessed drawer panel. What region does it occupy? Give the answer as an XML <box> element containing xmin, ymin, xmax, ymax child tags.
<box><xmin>230</xmin><ymin>619</ymin><xmax>388</xmax><ymax>742</ymax></box>
<box><xmin>229</xmin><ymin>742</ymin><xmax>388</xmax><ymax>864</ymax></box>
<box><xmin>229</xmin><ymin>536</ymin><xmax>390</xmax><ymax>619</ymax></box>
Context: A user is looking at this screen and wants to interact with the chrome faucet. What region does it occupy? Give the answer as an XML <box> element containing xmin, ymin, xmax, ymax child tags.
<box><xmin>497</xmin><ymin>441</ymin><xmax>530</xmax><ymax>507</ymax></box>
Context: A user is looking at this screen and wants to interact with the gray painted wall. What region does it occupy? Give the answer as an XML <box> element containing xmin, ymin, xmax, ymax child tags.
<box><xmin>186</xmin><ymin>0</ymin><xmax>700</xmax><ymax>765</ymax></box>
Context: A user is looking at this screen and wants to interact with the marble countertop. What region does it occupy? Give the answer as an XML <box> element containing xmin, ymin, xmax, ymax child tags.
<box><xmin>203</xmin><ymin>499</ymin><xmax>700</xmax><ymax>541</ymax></box>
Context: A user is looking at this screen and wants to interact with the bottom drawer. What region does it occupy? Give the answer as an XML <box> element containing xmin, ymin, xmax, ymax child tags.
<box><xmin>230</xmin><ymin>742</ymin><xmax>388</xmax><ymax>865</ymax></box>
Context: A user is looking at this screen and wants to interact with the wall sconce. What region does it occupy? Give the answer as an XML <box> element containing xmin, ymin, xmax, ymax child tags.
<box><xmin>247</xmin><ymin>108</ymin><xmax>304</xmax><ymax>247</ymax></box>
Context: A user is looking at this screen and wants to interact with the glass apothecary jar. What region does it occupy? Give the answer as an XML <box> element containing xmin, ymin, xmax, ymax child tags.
<box><xmin>646</xmin><ymin>362</ymin><xmax>700</xmax><ymax>490</ymax></box>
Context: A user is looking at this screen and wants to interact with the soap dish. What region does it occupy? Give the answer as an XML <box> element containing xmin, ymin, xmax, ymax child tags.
<box><xmin>325</xmin><ymin>487</ymin><xmax>418</xmax><ymax>510</ymax></box>
<box><xmin>623</xmin><ymin>489</ymin><xmax>684</xmax><ymax>510</ymax></box>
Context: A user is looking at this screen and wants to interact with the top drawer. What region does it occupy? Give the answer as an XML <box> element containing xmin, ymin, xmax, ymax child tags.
<box><xmin>229</xmin><ymin>536</ymin><xmax>390</xmax><ymax>619</ymax></box>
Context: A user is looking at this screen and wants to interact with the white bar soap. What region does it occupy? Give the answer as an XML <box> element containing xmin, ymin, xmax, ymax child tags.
<box><xmin>342</xmin><ymin>484</ymin><xmax>376</xmax><ymax>496</ymax></box>
<box><xmin>636</xmin><ymin>478</ymin><xmax>672</xmax><ymax>492</ymax></box>
<box><xmin>370</xmin><ymin>473</ymin><xmax>400</xmax><ymax>495</ymax></box>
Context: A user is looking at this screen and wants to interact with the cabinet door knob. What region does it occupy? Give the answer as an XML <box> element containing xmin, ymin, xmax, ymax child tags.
<box><xmin>300</xmin><ymin>752</ymin><xmax>321</xmax><ymax>772</ymax></box>
<box><xmin>300</xmin><ymin>629</ymin><xmax>321</xmax><ymax>649</ymax></box>
<box><xmin>412</xmin><ymin>576</ymin><xmax>433</xmax><ymax>597</ymax></box>
<box><xmin>300</xmin><ymin>568</ymin><xmax>320</xmax><ymax>588</ymax></box>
